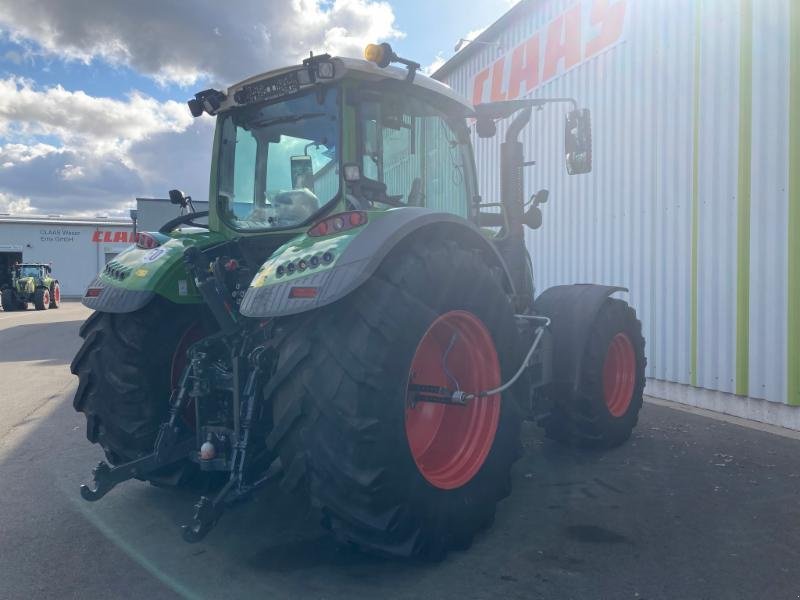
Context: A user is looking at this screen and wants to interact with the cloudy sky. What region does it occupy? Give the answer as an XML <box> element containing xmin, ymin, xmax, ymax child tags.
<box><xmin>0</xmin><ymin>0</ymin><xmax>513</xmax><ymax>217</ymax></box>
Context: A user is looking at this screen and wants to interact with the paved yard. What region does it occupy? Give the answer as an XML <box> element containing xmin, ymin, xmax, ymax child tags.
<box><xmin>1</xmin><ymin>302</ymin><xmax>798</xmax><ymax>599</ymax></box>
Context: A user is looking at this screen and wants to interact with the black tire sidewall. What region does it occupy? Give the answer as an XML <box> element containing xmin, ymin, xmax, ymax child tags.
<box><xmin>34</xmin><ymin>288</ymin><xmax>49</xmax><ymax>310</ymax></box>
<box><xmin>580</xmin><ymin>299</ymin><xmax>646</xmax><ymax>441</ymax></box>
<box><xmin>1</xmin><ymin>289</ymin><xmax>14</xmax><ymax>311</ymax></box>
<box><xmin>290</xmin><ymin>241</ymin><xmax>524</xmax><ymax>555</ymax></box>
<box><xmin>49</xmin><ymin>283</ymin><xmax>60</xmax><ymax>308</ymax></box>
<box><xmin>372</xmin><ymin>266</ymin><xmax>520</xmax><ymax>524</ymax></box>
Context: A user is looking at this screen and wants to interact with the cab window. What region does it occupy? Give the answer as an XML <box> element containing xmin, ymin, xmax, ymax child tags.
<box><xmin>356</xmin><ymin>93</ymin><xmax>471</xmax><ymax>217</ymax></box>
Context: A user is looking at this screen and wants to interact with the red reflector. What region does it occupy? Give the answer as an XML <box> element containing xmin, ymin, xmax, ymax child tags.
<box><xmin>308</xmin><ymin>211</ymin><xmax>368</xmax><ymax>237</ymax></box>
<box><xmin>85</xmin><ymin>287</ymin><xmax>103</xmax><ymax>298</ymax></box>
<box><xmin>289</xmin><ymin>286</ymin><xmax>318</xmax><ymax>299</ymax></box>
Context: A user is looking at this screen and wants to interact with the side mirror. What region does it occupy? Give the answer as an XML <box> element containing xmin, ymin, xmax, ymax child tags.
<box><xmin>521</xmin><ymin>189</ymin><xmax>549</xmax><ymax>230</ymax></box>
<box><xmin>169</xmin><ymin>189</ymin><xmax>188</xmax><ymax>207</ymax></box>
<box><xmin>290</xmin><ymin>155</ymin><xmax>315</xmax><ymax>192</ymax></box>
<box><xmin>565</xmin><ymin>109</ymin><xmax>592</xmax><ymax>175</ymax></box>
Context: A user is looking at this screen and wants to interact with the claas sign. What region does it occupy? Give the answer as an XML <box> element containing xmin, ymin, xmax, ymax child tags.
<box><xmin>470</xmin><ymin>0</ymin><xmax>628</xmax><ymax>105</ymax></box>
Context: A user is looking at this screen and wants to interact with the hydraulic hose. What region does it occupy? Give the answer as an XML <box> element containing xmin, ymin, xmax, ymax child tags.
<box><xmin>447</xmin><ymin>314</ymin><xmax>550</xmax><ymax>404</ymax></box>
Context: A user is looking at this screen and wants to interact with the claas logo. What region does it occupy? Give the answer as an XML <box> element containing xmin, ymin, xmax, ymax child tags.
<box><xmin>91</xmin><ymin>230</ymin><xmax>135</xmax><ymax>243</ymax></box>
<box><xmin>471</xmin><ymin>0</ymin><xmax>628</xmax><ymax>105</ymax></box>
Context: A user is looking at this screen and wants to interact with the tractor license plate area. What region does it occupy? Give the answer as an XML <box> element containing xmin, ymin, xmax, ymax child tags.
<box><xmin>188</xmin><ymin>344</ymin><xmax>237</xmax><ymax>472</ymax></box>
<box><xmin>233</xmin><ymin>71</ymin><xmax>300</xmax><ymax>105</ymax></box>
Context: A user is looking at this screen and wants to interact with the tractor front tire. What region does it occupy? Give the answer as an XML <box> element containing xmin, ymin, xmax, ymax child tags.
<box><xmin>542</xmin><ymin>298</ymin><xmax>646</xmax><ymax>448</ymax></box>
<box><xmin>267</xmin><ymin>239</ymin><xmax>525</xmax><ymax>560</ymax></box>
<box><xmin>33</xmin><ymin>287</ymin><xmax>50</xmax><ymax>310</ymax></box>
<box><xmin>1</xmin><ymin>289</ymin><xmax>15</xmax><ymax>311</ymax></box>
<box><xmin>49</xmin><ymin>282</ymin><xmax>61</xmax><ymax>308</ymax></box>
<box><xmin>71</xmin><ymin>299</ymin><xmax>208</xmax><ymax>486</ymax></box>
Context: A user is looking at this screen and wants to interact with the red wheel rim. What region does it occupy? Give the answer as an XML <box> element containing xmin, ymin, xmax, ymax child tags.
<box><xmin>405</xmin><ymin>310</ymin><xmax>501</xmax><ymax>490</ymax></box>
<box><xmin>170</xmin><ymin>322</ymin><xmax>206</xmax><ymax>428</ymax></box>
<box><xmin>53</xmin><ymin>285</ymin><xmax>60</xmax><ymax>305</ymax></box>
<box><xmin>42</xmin><ymin>289</ymin><xmax>50</xmax><ymax>306</ymax></box>
<box><xmin>602</xmin><ymin>332</ymin><xmax>636</xmax><ymax>417</ymax></box>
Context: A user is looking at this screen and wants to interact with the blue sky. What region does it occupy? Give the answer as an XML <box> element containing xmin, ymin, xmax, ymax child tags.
<box><xmin>0</xmin><ymin>0</ymin><xmax>514</xmax><ymax>216</ymax></box>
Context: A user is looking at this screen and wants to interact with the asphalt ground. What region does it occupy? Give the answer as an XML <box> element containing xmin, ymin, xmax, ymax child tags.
<box><xmin>1</xmin><ymin>301</ymin><xmax>799</xmax><ymax>600</ymax></box>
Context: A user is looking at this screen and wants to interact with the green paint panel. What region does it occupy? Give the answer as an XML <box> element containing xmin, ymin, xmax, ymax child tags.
<box><xmin>250</xmin><ymin>209</ymin><xmax>392</xmax><ymax>288</ymax></box>
<box><xmin>788</xmin><ymin>0</ymin><xmax>800</xmax><ymax>406</ymax></box>
<box><xmin>735</xmin><ymin>0</ymin><xmax>752</xmax><ymax>397</ymax></box>
<box><xmin>101</xmin><ymin>230</ymin><xmax>226</xmax><ymax>303</ymax></box>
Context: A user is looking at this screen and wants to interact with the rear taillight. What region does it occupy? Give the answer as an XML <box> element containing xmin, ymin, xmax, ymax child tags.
<box><xmin>308</xmin><ymin>211</ymin><xmax>368</xmax><ymax>237</ymax></box>
<box><xmin>136</xmin><ymin>232</ymin><xmax>162</xmax><ymax>250</ymax></box>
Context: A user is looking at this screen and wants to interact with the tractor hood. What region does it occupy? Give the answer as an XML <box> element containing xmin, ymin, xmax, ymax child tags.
<box><xmin>16</xmin><ymin>277</ymin><xmax>35</xmax><ymax>294</ymax></box>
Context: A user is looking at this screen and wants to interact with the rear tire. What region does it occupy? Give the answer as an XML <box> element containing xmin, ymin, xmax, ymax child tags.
<box><xmin>71</xmin><ymin>298</ymin><xmax>210</xmax><ymax>486</ymax></box>
<box><xmin>542</xmin><ymin>298</ymin><xmax>646</xmax><ymax>448</ymax></box>
<box><xmin>1</xmin><ymin>289</ymin><xmax>15</xmax><ymax>311</ymax></box>
<box><xmin>267</xmin><ymin>239</ymin><xmax>524</xmax><ymax>559</ymax></box>
<box><xmin>34</xmin><ymin>288</ymin><xmax>50</xmax><ymax>310</ymax></box>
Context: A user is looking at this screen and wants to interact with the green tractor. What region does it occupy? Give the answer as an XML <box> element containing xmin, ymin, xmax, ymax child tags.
<box><xmin>2</xmin><ymin>263</ymin><xmax>61</xmax><ymax>311</ymax></box>
<box><xmin>72</xmin><ymin>45</ymin><xmax>645</xmax><ymax>559</ymax></box>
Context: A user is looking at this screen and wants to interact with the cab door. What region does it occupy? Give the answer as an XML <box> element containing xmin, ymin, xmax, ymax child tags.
<box><xmin>353</xmin><ymin>87</ymin><xmax>475</xmax><ymax>218</ymax></box>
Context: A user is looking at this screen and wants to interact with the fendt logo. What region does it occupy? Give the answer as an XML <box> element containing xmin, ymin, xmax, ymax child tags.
<box><xmin>470</xmin><ymin>0</ymin><xmax>628</xmax><ymax>105</ymax></box>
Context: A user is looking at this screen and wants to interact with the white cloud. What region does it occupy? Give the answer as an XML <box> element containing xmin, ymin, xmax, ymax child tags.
<box><xmin>58</xmin><ymin>163</ymin><xmax>84</xmax><ymax>180</ymax></box>
<box><xmin>0</xmin><ymin>141</ymin><xmax>60</xmax><ymax>164</ymax></box>
<box><xmin>0</xmin><ymin>191</ymin><xmax>34</xmax><ymax>214</ymax></box>
<box><xmin>0</xmin><ymin>0</ymin><xmax>402</xmax><ymax>86</ymax></box>
<box><xmin>424</xmin><ymin>52</ymin><xmax>446</xmax><ymax>75</ymax></box>
<box><xmin>0</xmin><ymin>77</ymin><xmax>192</xmax><ymax>153</ymax></box>
<box><xmin>0</xmin><ymin>0</ymin><xmax>403</xmax><ymax>215</ymax></box>
<box><xmin>0</xmin><ymin>78</ymin><xmax>213</xmax><ymax>215</ymax></box>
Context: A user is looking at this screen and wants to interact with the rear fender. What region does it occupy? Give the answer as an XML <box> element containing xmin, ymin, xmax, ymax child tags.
<box><xmin>81</xmin><ymin>231</ymin><xmax>226</xmax><ymax>314</ymax></box>
<box><xmin>534</xmin><ymin>284</ymin><xmax>627</xmax><ymax>393</ymax></box>
<box><xmin>239</xmin><ymin>207</ymin><xmax>516</xmax><ymax>318</ymax></box>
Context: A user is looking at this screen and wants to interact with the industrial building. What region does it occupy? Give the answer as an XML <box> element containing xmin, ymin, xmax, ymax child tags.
<box><xmin>433</xmin><ymin>0</ymin><xmax>799</xmax><ymax>428</ymax></box>
<box><xmin>0</xmin><ymin>197</ymin><xmax>204</xmax><ymax>297</ymax></box>
<box><xmin>0</xmin><ymin>214</ymin><xmax>134</xmax><ymax>297</ymax></box>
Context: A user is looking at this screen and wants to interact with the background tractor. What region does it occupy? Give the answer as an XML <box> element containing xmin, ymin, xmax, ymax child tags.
<box><xmin>1</xmin><ymin>263</ymin><xmax>61</xmax><ymax>311</ymax></box>
<box><xmin>71</xmin><ymin>45</ymin><xmax>645</xmax><ymax>560</ymax></box>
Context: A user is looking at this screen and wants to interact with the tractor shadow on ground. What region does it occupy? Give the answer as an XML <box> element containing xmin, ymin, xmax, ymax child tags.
<box><xmin>0</xmin><ymin>320</ymin><xmax>84</xmax><ymax>365</ymax></box>
<box><xmin>10</xmin><ymin>397</ymin><xmax>800</xmax><ymax>600</ymax></box>
<box><xmin>136</xmin><ymin>478</ymin><xmax>418</xmax><ymax>577</ymax></box>
<box><xmin>129</xmin><ymin>423</ymin><xmax>625</xmax><ymax>578</ymax></box>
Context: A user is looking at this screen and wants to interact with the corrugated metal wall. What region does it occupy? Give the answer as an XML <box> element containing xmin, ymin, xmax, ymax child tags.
<box><xmin>437</xmin><ymin>0</ymin><xmax>795</xmax><ymax>405</ymax></box>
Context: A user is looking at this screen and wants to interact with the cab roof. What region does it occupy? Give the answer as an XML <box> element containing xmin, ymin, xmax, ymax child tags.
<box><xmin>221</xmin><ymin>57</ymin><xmax>474</xmax><ymax>116</ymax></box>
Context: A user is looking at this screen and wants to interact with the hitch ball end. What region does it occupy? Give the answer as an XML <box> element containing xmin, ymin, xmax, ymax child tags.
<box><xmin>199</xmin><ymin>441</ymin><xmax>216</xmax><ymax>461</ymax></box>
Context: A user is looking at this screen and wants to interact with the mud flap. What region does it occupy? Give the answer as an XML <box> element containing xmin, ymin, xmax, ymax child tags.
<box><xmin>534</xmin><ymin>284</ymin><xmax>627</xmax><ymax>394</ymax></box>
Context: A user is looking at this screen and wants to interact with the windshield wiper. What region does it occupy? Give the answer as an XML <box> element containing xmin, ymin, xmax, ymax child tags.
<box><xmin>251</xmin><ymin>112</ymin><xmax>327</xmax><ymax>129</ymax></box>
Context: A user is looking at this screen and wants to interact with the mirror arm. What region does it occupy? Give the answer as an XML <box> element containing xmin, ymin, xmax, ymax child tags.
<box><xmin>473</xmin><ymin>97</ymin><xmax>578</xmax><ymax>120</ymax></box>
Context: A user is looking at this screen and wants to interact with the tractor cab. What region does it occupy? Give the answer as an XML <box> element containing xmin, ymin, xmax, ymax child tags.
<box><xmin>15</xmin><ymin>263</ymin><xmax>48</xmax><ymax>283</ymax></box>
<box><xmin>193</xmin><ymin>53</ymin><xmax>477</xmax><ymax>242</ymax></box>
<box><xmin>178</xmin><ymin>49</ymin><xmax>590</xmax><ymax>312</ymax></box>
